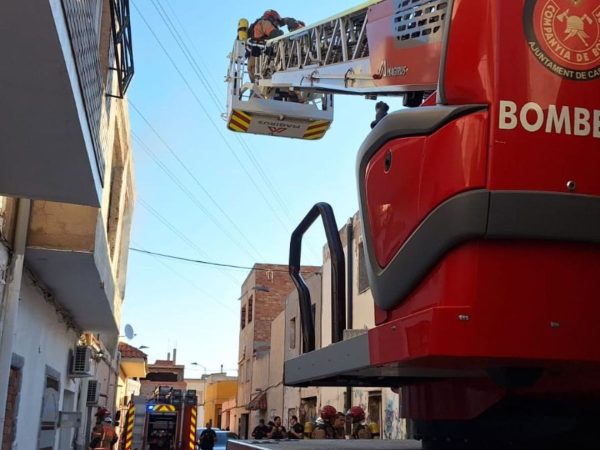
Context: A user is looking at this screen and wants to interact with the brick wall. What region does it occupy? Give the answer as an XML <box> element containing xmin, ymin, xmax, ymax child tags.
<box><xmin>2</xmin><ymin>367</ymin><xmax>21</xmax><ymax>450</ymax></box>
<box><xmin>248</xmin><ymin>264</ymin><xmax>320</xmax><ymax>347</ymax></box>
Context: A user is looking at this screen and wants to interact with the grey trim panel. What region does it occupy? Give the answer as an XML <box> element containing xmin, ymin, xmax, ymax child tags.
<box><xmin>356</xmin><ymin>105</ymin><xmax>488</xmax><ymax>311</ymax></box>
<box><xmin>284</xmin><ymin>334</ymin><xmax>370</xmax><ymax>386</ymax></box>
<box><xmin>229</xmin><ymin>440</ymin><xmax>423</xmax><ymax>450</ymax></box>
<box><xmin>364</xmin><ymin>190</ymin><xmax>600</xmax><ymax>312</ymax></box>
<box><xmin>487</xmin><ymin>192</ymin><xmax>600</xmax><ymax>243</ymax></box>
<box><xmin>284</xmin><ymin>333</ymin><xmax>483</xmax><ymax>387</ymax></box>
<box><xmin>356</xmin><ymin>105</ymin><xmax>487</xmax><ymax>166</ymax></box>
<box><xmin>369</xmin><ymin>191</ymin><xmax>490</xmax><ymax>311</ymax></box>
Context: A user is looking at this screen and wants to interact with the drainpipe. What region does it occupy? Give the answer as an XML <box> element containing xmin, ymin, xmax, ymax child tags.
<box><xmin>344</xmin><ymin>217</ymin><xmax>354</xmax><ymax>431</ymax></box>
<box><xmin>0</xmin><ymin>199</ymin><xmax>31</xmax><ymax>433</ymax></box>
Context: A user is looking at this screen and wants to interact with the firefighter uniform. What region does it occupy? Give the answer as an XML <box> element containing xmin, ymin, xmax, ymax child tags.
<box><xmin>89</xmin><ymin>420</ymin><xmax>118</xmax><ymax>449</ymax></box>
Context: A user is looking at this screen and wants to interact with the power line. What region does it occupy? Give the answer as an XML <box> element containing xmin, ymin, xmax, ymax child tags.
<box><xmin>132</xmin><ymin>130</ymin><xmax>265</xmax><ymax>261</ymax></box>
<box><xmin>131</xmin><ymin>2</ymin><xmax>293</xmax><ymax>235</ymax></box>
<box><xmin>130</xmin><ymin>247</ymin><xmax>321</xmax><ymax>274</ymax></box>
<box><xmin>150</xmin><ymin>255</ymin><xmax>237</xmax><ymax>313</ymax></box>
<box><xmin>137</xmin><ymin>198</ymin><xmax>244</xmax><ymax>286</ymax></box>
<box><xmin>150</xmin><ymin>0</ymin><xmax>294</xmax><ymax>222</ymax></box>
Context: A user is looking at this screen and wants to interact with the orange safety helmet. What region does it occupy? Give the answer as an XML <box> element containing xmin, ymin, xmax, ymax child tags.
<box><xmin>320</xmin><ymin>405</ymin><xmax>337</xmax><ymax>420</ymax></box>
<box><xmin>262</xmin><ymin>9</ymin><xmax>282</xmax><ymax>24</ymax></box>
<box><xmin>346</xmin><ymin>406</ymin><xmax>365</xmax><ymax>422</ymax></box>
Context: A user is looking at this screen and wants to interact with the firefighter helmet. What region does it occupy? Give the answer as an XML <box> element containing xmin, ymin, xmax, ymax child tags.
<box><xmin>320</xmin><ymin>405</ymin><xmax>337</xmax><ymax>420</ymax></box>
<box><xmin>346</xmin><ymin>406</ymin><xmax>365</xmax><ymax>422</ymax></box>
<box><xmin>304</xmin><ymin>421</ymin><xmax>314</xmax><ymax>434</ymax></box>
<box><xmin>262</xmin><ymin>10</ymin><xmax>282</xmax><ymax>24</ymax></box>
<box><xmin>95</xmin><ymin>407</ymin><xmax>110</xmax><ymax>419</ymax></box>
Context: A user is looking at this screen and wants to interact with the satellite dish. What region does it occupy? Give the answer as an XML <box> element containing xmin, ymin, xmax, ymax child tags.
<box><xmin>124</xmin><ymin>324</ymin><xmax>135</xmax><ymax>340</ymax></box>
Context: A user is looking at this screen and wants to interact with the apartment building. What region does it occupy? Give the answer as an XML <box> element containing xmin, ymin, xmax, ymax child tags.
<box><xmin>235</xmin><ymin>216</ymin><xmax>406</xmax><ymax>439</ymax></box>
<box><xmin>0</xmin><ymin>1</ymin><xmax>135</xmax><ymax>449</ymax></box>
<box><xmin>235</xmin><ymin>263</ymin><xmax>319</xmax><ymax>438</ymax></box>
<box><xmin>203</xmin><ymin>373</ymin><xmax>237</xmax><ymax>429</ymax></box>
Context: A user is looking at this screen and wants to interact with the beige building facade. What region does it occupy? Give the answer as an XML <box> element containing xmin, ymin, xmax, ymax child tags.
<box><xmin>0</xmin><ymin>1</ymin><xmax>136</xmax><ymax>449</ymax></box>
<box><xmin>233</xmin><ymin>215</ymin><xmax>406</xmax><ymax>439</ymax></box>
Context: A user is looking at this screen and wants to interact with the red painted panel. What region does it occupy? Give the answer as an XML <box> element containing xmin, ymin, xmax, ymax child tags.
<box><xmin>442</xmin><ymin>0</ymin><xmax>495</xmax><ymax>104</ymax></box>
<box><xmin>369</xmin><ymin>241</ymin><xmax>600</xmax><ymax>368</ymax></box>
<box><xmin>364</xmin><ymin>112</ymin><xmax>488</xmax><ymax>268</ymax></box>
<box><xmin>366</xmin><ymin>1</ymin><xmax>442</xmax><ymax>89</ymax></box>
<box><xmin>489</xmin><ymin>0</ymin><xmax>600</xmax><ymax>193</ymax></box>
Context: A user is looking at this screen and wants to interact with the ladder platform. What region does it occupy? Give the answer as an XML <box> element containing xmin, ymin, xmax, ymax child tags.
<box><xmin>227</xmin><ymin>96</ymin><xmax>333</xmax><ymax>140</ymax></box>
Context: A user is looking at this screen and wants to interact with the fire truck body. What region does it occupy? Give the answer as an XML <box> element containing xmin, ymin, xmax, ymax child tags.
<box><xmin>121</xmin><ymin>387</ymin><xmax>198</xmax><ymax>450</ymax></box>
<box><xmin>228</xmin><ymin>0</ymin><xmax>600</xmax><ymax>447</ymax></box>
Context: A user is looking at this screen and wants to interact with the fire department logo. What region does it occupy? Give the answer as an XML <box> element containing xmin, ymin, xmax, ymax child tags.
<box><xmin>523</xmin><ymin>0</ymin><xmax>600</xmax><ymax>80</ymax></box>
<box><xmin>268</xmin><ymin>126</ymin><xmax>287</xmax><ymax>134</ymax></box>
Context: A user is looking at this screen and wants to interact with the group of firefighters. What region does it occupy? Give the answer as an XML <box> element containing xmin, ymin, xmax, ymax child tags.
<box><xmin>307</xmin><ymin>405</ymin><xmax>378</xmax><ymax>440</ymax></box>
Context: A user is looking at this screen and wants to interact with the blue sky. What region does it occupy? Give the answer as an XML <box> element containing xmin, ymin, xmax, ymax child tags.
<box><xmin>122</xmin><ymin>0</ymin><xmax>406</xmax><ymax>377</ymax></box>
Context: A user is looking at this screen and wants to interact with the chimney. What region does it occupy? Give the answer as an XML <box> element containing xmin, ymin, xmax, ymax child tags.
<box><xmin>173</xmin><ymin>348</ymin><xmax>177</xmax><ymax>364</ymax></box>
<box><xmin>167</xmin><ymin>352</ymin><xmax>171</xmax><ymax>361</ymax></box>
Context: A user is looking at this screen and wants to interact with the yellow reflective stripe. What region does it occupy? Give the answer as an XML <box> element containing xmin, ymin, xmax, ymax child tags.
<box><xmin>154</xmin><ymin>404</ymin><xmax>176</xmax><ymax>412</ymax></box>
<box><xmin>228</xmin><ymin>122</ymin><xmax>248</xmax><ymax>133</ymax></box>
<box><xmin>233</xmin><ymin>109</ymin><xmax>252</xmax><ymax>122</ymax></box>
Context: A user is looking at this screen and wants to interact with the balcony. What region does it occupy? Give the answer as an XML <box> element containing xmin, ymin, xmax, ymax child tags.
<box><xmin>24</xmin><ymin>174</ymin><xmax>133</xmax><ymax>349</ymax></box>
<box><xmin>25</xmin><ymin>201</ymin><xmax>116</xmax><ymax>331</ymax></box>
<box><xmin>0</xmin><ymin>0</ymin><xmax>131</xmax><ymax>206</ymax></box>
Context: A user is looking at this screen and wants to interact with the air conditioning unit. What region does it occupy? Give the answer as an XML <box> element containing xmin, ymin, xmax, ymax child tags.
<box><xmin>86</xmin><ymin>380</ymin><xmax>100</xmax><ymax>406</ymax></box>
<box><xmin>69</xmin><ymin>346</ymin><xmax>92</xmax><ymax>377</ymax></box>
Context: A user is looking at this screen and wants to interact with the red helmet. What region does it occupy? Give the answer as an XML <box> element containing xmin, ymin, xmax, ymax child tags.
<box><xmin>262</xmin><ymin>10</ymin><xmax>281</xmax><ymax>24</ymax></box>
<box><xmin>346</xmin><ymin>406</ymin><xmax>365</xmax><ymax>422</ymax></box>
<box><xmin>320</xmin><ymin>405</ymin><xmax>337</xmax><ymax>420</ymax></box>
<box><xmin>95</xmin><ymin>407</ymin><xmax>110</xmax><ymax>418</ymax></box>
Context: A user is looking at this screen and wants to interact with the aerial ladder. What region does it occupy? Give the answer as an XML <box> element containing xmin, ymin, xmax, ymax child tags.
<box><xmin>227</xmin><ymin>0</ymin><xmax>600</xmax><ymax>448</ymax></box>
<box><xmin>226</xmin><ymin>0</ymin><xmax>444</xmax><ymax>139</ymax></box>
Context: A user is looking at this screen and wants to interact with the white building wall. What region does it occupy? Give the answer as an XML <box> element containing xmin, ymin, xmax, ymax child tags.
<box><xmin>268</xmin><ymin>313</ymin><xmax>284</xmax><ymax>421</ymax></box>
<box><xmin>186</xmin><ymin>378</ymin><xmax>207</xmax><ymax>427</ymax></box>
<box><xmin>382</xmin><ymin>389</ymin><xmax>406</xmax><ymax>439</ymax></box>
<box><xmin>12</xmin><ymin>273</ymin><xmax>82</xmax><ymax>450</ymax></box>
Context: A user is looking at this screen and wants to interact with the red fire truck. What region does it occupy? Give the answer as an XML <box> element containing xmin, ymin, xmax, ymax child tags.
<box><xmin>120</xmin><ymin>386</ymin><xmax>198</xmax><ymax>450</ymax></box>
<box><xmin>226</xmin><ymin>0</ymin><xmax>600</xmax><ymax>448</ymax></box>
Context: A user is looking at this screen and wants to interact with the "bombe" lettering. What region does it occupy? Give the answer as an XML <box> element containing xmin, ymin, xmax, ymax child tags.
<box><xmin>499</xmin><ymin>100</ymin><xmax>600</xmax><ymax>138</ymax></box>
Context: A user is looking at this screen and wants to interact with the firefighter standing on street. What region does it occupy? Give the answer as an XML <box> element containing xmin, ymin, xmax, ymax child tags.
<box><xmin>346</xmin><ymin>406</ymin><xmax>373</xmax><ymax>439</ymax></box>
<box><xmin>311</xmin><ymin>405</ymin><xmax>339</xmax><ymax>439</ymax></box>
<box><xmin>89</xmin><ymin>408</ymin><xmax>118</xmax><ymax>450</ymax></box>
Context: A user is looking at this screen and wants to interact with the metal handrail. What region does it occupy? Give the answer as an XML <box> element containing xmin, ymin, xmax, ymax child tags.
<box><xmin>289</xmin><ymin>203</ymin><xmax>345</xmax><ymax>353</ymax></box>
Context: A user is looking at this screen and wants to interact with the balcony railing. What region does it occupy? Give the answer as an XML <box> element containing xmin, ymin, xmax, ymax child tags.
<box><xmin>109</xmin><ymin>0</ymin><xmax>134</xmax><ymax>98</ymax></box>
<box><xmin>61</xmin><ymin>0</ymin><xmax>106</xmax><ymax>183</ymax></box>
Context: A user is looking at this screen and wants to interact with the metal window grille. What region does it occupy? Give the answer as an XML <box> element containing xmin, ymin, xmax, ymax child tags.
<box><xmin>109</xmin><ymin>0</ymin><xmax>134</xmax><ymax>98</ymax></box>
<box><xmin>87</xmin><ymin>380</ymin><xmax>100</xmax><ymax>405</ymax></box>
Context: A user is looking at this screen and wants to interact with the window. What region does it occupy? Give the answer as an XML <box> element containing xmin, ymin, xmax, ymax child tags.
<box><xmin>289</xmin><ymin>317</ymin><xmax>296</xmax><ymax>349</ymax></box>
<box><xmin>245</xmin><ymin>359</ymin><xmax>251</xmax><ymax>381</ymax></box>
<box><xmin>2</xmin><ymin>364</ymin><xmax>22</xmax><ymax>449</ymax></box>
<box><xmin>38</xmin><ymin>367</ymin><xmax>60</xmax><ymax>450</ymax></box>
<box><xmin>358</xmin><ymin>242</ymin><xmax>370</xmax><ymax>293</ymax></box>
<box><xmin>241</xmin><ymin>306</ymin><xmax>246</xmax><ymax>329</ymax></box>
<box><xmin>248</xmin><ymin>296</ymin><xmax>253</xmax><ymax>323</ymax></box>
<box><xmin>368</xmin><ymin>391</ymin><xmax>382</xmax><ymax>437</ymax></box>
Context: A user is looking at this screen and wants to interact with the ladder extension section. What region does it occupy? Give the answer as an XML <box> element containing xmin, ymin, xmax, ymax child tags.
<box><xmin>225</xmin><ymin>0</ymin><xmax>448</xmax><ymax>139</ymax></box>
<box><xmin>258</xmin><ymin>1</ymin><xmax>376</xmax><ymax>92</ymax></box>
